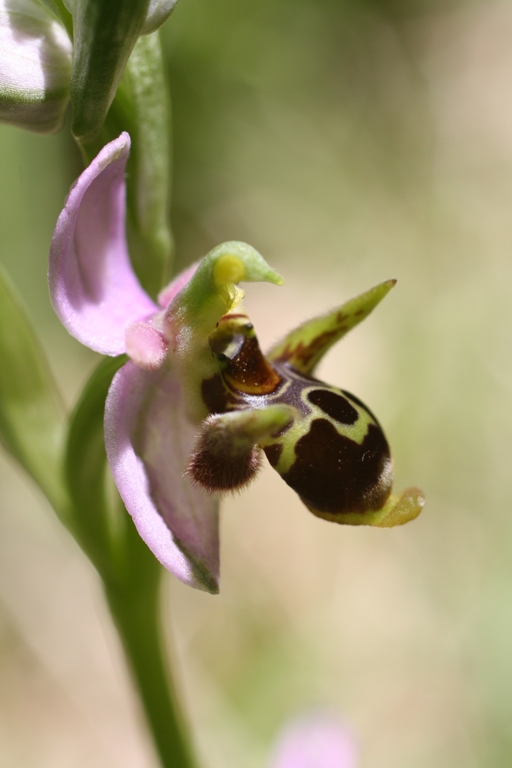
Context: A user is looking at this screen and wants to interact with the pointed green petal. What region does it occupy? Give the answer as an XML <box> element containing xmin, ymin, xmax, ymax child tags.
<box><xmin>0</xmin><ymin>265</ymin><xmax>67</xmax><ymax>514</ymax></box>
<box><xmin>188</xmin><ymin>405</ymin><xmax>295</xmax><ymax>492</ymax></box>
<box><xmin>165</xmin><ymin>241</ymin><xmax>283</xmax><ymax>421</ymax></box>
<box><xmin>268</xmin><ymin>279</ymin><xmax>396</xmax><ymax>376</ymax></box>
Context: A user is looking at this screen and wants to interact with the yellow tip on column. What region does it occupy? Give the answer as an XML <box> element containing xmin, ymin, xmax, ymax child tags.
<box><xmin>213</xmin><ymin>255</ymin><xmax>246</xmax><ymax>286</ymax></box>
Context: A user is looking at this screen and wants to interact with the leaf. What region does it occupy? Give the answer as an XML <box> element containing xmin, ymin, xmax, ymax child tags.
<box><xmin>69</xmin><ymin>0</ymin><xmax>151</xmax><ymax>150</ymax></box>
<box><xmin>0</xmin><ymin>264</ymin><xmax>67</xmax><ymax>514</ymax></box>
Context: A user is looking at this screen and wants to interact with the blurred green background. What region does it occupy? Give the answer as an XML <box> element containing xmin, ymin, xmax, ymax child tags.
<box><xmin>1</xmin><ymin>0</ymin><xmax>511</xmax><ymax>765</ymax></box>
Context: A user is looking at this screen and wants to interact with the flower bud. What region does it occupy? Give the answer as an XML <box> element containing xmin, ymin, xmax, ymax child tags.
<box><xmin>0</xmin><ymin>0</ymin><xmax>72</xmax><ymax>133</ymax></box>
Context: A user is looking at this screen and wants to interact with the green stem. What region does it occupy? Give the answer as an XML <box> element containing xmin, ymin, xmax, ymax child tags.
<box><xmin>105</xmin><ymin>572</ymin><xmax>199</xmax><ymax>768</ymax></box>
<box><xmin>125</xmin><ymin>31</ymin><xmax>174</xmax><ymax>294</ymax></box>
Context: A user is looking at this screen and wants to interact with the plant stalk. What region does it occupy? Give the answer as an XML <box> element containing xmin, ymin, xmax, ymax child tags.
<box><xmin>105</xmin><ymin>572</ymin><xmax>199</xmax><ymax>768</ymax></box>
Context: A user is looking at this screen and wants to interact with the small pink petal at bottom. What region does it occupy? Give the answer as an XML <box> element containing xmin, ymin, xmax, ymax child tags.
<box><xmin>125</xmin><ymin>321</ymin><xmax>167</xmax><ymax>370</ymax></box>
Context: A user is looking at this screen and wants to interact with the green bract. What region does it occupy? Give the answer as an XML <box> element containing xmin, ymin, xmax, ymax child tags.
<box><xmin>67</xmin><ymin>0</ymin><xmax>178</xmax><ymax>152</ymax></box>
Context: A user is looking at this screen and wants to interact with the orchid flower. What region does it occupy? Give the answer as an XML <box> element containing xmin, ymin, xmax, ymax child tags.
<box><xmin>268</xmin><ymin>713</ymin><xmax>358</xmax><ymax>768</ymax></box>
<box><xmin>49</xmin><ymin>133</ymin><xmax>424</xmax><ymax>594</ymax></box>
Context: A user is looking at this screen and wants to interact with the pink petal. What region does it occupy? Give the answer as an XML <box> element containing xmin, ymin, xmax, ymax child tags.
<box><xmin>104</xmin><ymin>360</ymin><xmax>220</xmax><ymax>592</ymax></box>
<box><xmin>269</xmin><ymin>713</ymin><xmax>358</xmax><ymax>768</ymax></box>
<box><xmin>49</xmin><ymin>133</ymin><xmax>158</xmax><ymax>356</ymax></box>
<box><xmin>157</xmin><ymin>261</ymin><xmax>199</xmax><ymax>308</ymax></box>
<box><xmin>125</xmin><ymin>321</ymin><xmax>167</xmax><ymax>370</ymax></box>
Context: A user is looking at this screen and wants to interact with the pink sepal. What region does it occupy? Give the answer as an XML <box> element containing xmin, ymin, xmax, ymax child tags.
<box><xmin>158</xmin><ymin>262</ymin><xmax>199</xmax><ymax>307</ymax></box>
<box><xmin>104</xmin><ymin>360</ymin><xmax>220</xmax><ymax>593</ymax></box>
<box><xmin>49</xmin><ymin>133</ymin><xmax>158</xmax><ymax>356</ymax></box>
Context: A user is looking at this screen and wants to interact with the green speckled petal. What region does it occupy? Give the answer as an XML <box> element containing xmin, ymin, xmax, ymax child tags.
<box><xmin>268</xmin><ymin>279</ymin><xmax>396</xmax><ymax>376</ymax></box>
<box><xmin>164</xmin><ymin>241</ymin><xmax>283</xmax><ymax>421</ymax></box>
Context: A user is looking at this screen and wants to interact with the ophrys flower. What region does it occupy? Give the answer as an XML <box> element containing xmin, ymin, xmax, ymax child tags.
<box><xmin>49</xmin><ymin>133</ymin><xmax>424</xmax><ymax>593</ymax></box>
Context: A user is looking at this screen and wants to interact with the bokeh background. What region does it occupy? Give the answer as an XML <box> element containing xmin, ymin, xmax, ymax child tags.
<box><xmin>1</xmin><ymin>0</ymin><xmax>512</xmax><ymax>765</ymax></box>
